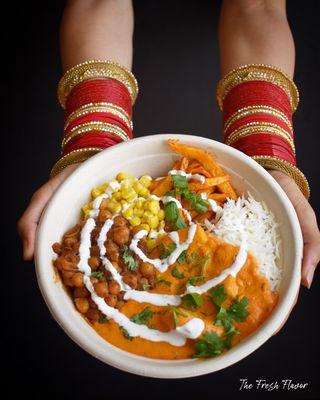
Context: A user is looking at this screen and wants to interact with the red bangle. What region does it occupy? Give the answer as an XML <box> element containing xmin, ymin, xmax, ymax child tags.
<box><xmin>62</xmin><ymin>131</ymin><xmax>122</xmax><ymax>156</ymax></box>
<box><xmin>224</xmin><ymin>113</ymin><xmax>293</xmax><ymax>141</ymax></box>
<box><xmin>64</xmin><ymin>112</ymin><xmax>133</xmax><ymax>139</ymax></box>
<box><xmin>231</xmin><ymin>134</ymin><xmax>296</xmax><ymax>165</ymax></box>
<box><xmin>65</xmin><ymin>79</ymin><xmax>132</xmax><ymax>118</ymax></box>
<box><xmin>223</xmin><ymin>81</ymin><xmax>292</xmax><ymax>123</ymax></box>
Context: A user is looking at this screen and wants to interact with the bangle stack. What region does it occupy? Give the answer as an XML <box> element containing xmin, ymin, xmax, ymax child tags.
<box><xmin>217</xmin><ymin>64</ymin><xmax>310</xmax><ymax>199</ymax></box>
<box><xmin>50</xmin><ymin>60</ymin><xmax>138</xmax><ymax>177</ymax></box>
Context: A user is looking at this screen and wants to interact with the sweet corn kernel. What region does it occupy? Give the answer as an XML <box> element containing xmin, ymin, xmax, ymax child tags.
<box><xmin>147</xmin><ymin>215</ymin><xmax>159</xmax><ymax>229</ymax></box>
<box><xmin>133</xmin><ymin>181</ymin><xmax>145</xmax><ymax>195</ymax></box>
<box><xmin>123</xmin><ymin>207</ymin><xmax>134</xmax><ymax>219</ymax></box>
<box><xmin>91</xmin><ymin>188</ymin><xmax>101</xmax><ymax>199</ymax></box>
<box><xmin>139</xmin><ymin>175</ymin><xmax>152</xmax><ymax>188</ymax></box>
<box><xmin>98</xmin><ymin>182</ymin><xmax>109</xmax><ymax>192</ymax></box>
<box><xmin>135</xmin><ymin>199</ymin><xmax>144</xmax><ymax>209</ymax></box>
<box><xmin>84</xmin><ymin>210</ymin><xmax>91</xmax><ymax>219</ymax></box>
<box><xmin>158</xmin><ymin>209</ymin><xmax>165</xmax><ymax>220</ymax></box>
<box><xmin>143</xmin><ymin>210</ymin><xmax>153</xmax><ymax>219</ymax></box>
<box><xmin>139</xmin><ymin>187</ymin><xmax>150</xmax><ymax>198</ymax></box>
<box><xmin>113</xmin><ymin>191</ymin><xmax>122</xmax><ymax>201</ymax></box>
<box><xmin>159</xmin><ymin>220</ymin><xmax>165</xmax><ymax>230</ymax></box>
<box><xmin>117</xmin><ymin>172</ymin><xmax>131</xmax><ymax>181</ymax></box>
<box><xmin>82</xmin><ymin>204</ymin><xmax>90</xmax><ymax>214</ymax></box>
<box><xmin>129</xmin><ymin>216</ymin><xmax>141</xmax><ymax>227</ymax></box>
<box><xmin>146</xmin><ymin>238</ymin><xmax>157</xmax><ymax>251</ymax></box>
<box><xmin>120</xmin><ymin>199</ymin><xmax>127</xmax><ymax>206</ymax></box>
<box><xmin>133</xmin><ymin>207</ymin><xmax>144</xmax><ymax>218</ymax></box>
<box><xmin>107</xmin><ymin>201</ymin><xmax>121</xmax><ymax>213</ymax></box>
<box><xmin>141</xmin><ymin>223</ymin><xmax>150</xmax><ymax>233</ymax></box>
<box><xmin>148</xmin><ymin>200</ymin><xmax>160</xmax><ymax>215</ymax></box>
<box><xmin>125</xmin><ymin>191</ymin><xmax>138</xmax><ymax>202</ymax></box>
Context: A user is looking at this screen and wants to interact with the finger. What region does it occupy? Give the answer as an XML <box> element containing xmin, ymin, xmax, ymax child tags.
<box><xmin>294</xmin><ymin>197</ymin><xmax>320</xmax><ymax>288</ymax></box>
<box><xmin>17</xmin><ymin>182</ymin><xmax>55</xmax><ymax>260</ymax></box>
<box><xmin>17</xmin><ymin>163</ymin><xmax>80</xmax><ymax>260</ymax></box>
<box><xmin>273</xmin><ymin>287</ymin><xmax>299</xmax><ymax>335</ymax></box>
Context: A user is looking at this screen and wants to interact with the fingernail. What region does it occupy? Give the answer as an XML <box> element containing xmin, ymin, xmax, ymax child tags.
<box><xmin>306</xmin><ymin>266</ymin><xmax>315</xmax><ymax>289</ymax></box>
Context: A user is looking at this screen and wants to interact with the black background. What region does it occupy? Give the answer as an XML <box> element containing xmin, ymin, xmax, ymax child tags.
<box><xmin>8</xmin><ymin>1</ymin><xmax>319</xmax><ymax>399</ymax></box>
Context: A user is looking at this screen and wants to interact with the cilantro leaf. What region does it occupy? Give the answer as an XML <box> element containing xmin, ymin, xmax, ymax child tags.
<box><xmin>181</xmin><ymin>293</ymin><xmax>203</xmax><ymax>310</ymax></box>
<box><xmin>228</xmin><ymin>297</ymin><xmax>250</xmax><ymax>322</ymax></box>
<box><xmin>164</xmin><ymin>201</ymin><xmax>179</xmax><ymax>222</ymax></box>
<box><xmin>186</xmin><ymin>275</ymin><xmax>205</xmax><ymax>287</ymax></box>
<box><xmin>91</xmin><ymin>271</ymin><xmax>104</xmax><ymax>280</ymax></box>
<box><xmin>192</xmin><ymin>331</ymin><xmax>224</xmax><ymax>358</ymax></box>
<box><xmin>142</xmin><ymin>282</ymin><xmax>151</xmax><ymax>290</ymax></box>
<box><xmin>120</xmin><ymin>327</ymin><xmax>133</xmax><ymax>341</ymax></box>
<box><xmin>159</xmin><ymin>242</ymin><xmax>176</xmax><ymax>259</ymax></box>
<box><xmin>156</xmin><ymin>277</ymin><xmax>172</xmax><ymax>287</ymax></box>
<box><xmin>130</xmin><ymin>307</ymin><xmax>154</xmax><ymax>325</ymax></box>
<box><xmin>171</xmin><ymin>174</ymin><xmax>188</xmax><ymax>189</ymax></box>
<box><xmin>121</xmin><ymin>245</ymin><xmax>138</xmax><ymax>271</ymax></box>
<box><xmin>172</xmin><ymin>266</ymin><xmax>185</xmax><ymax>279</ymax></box>
<box><xmin>210</xmin><ymin>284</ymin><xmax>227</xmax><ymax>307</ymax></box>
<box><xmin>177</xmin><ymin>250</ymin><xmax>188</xmax><ymax>265</ymax></box>
<box><xmin>192</xmin><ymin>254</ymin><xmax>211</xmax><ymax>269</ymax></box>
<box><xmin>172</xmin><ymin>215</ymin><xmax>187</xmax><ymax>231</ymax></box>
<box><xmin>167</xmin><ymin>305</ymin><xmax>187</xmax><ymax>327</ymax></box>
<box><xmin>98</xmin><ymin>316</ymin><xmax>108</xmax><ymax>324</ymax></box>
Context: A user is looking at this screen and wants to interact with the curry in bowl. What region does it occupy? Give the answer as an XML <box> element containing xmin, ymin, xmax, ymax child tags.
<box><xmin>52</xmin><ymin>140</ymin><xmax>280</xmax><ymax>360</ymax></box>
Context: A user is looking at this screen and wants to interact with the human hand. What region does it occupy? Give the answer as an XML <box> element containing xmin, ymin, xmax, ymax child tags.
<box><xmin>17</xmin><ymin>164</ymin><xmax>80</xmax><ymax>260</ymax></box>
<box><xmin>269</xmin><ymin>170</ymin><xmax>320</xmax><ymax>288</ymax></box>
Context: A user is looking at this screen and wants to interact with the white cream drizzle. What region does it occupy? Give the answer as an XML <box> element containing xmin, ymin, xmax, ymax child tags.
<box><xmin>75</xmin><ymin>176</ymin><xmax>250</xmax><ymax>346</ymax></box>
<box><xmin>169</xmin><ymin>169</ymin><xmax>206</xmax><ymax>183</ymax></box>
<box><xmin>77</xmin><ymin>218</ymin><xmax>204</xmax><ymax>346</ymax></box>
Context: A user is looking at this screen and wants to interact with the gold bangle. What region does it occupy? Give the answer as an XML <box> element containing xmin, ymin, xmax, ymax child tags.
<box><xmin>225</xmin><ymin>122</ymin><xmax>296</xmax><ymax>154</ymax></box>
<box><xmin>216</xmin><ymin>64</ymin><xmax>299</xmax><ymax>112</ymax></box>
<box><xmin>252</xmin><ymin>155</ymin><xmax>310</xmax><ymax>199</ymax></box>
<box><xmin>58</xmin><ymin>60</ymin><xmax>139</xmax><ymax>108</ymax></box>
<box><xmin>64</xmin><ymin>103</ymin><xmax>133</xmax><ymax>131</ymax></box>
<box><xmin>62</xmin><ymin>121</ymin><xmax>130</xmax><ymax>149</ymax></box>
<box><xmin>224</xmin><ymin>105</ymin><xmax>293</xmax><ymax>133</ymax></box>
<box><xmin>50</xmin><ymin>147</ymin><xmax>103</xmax><ymax>178</ymax></box>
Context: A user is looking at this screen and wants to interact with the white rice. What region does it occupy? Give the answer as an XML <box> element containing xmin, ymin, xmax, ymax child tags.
<box><xmin>213</xmin><ymin>195</ymin><xmax>282</xmax><ymax>291</ymax></box>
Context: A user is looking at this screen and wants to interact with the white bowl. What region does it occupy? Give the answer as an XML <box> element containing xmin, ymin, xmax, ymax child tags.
<box><xmin>35</xmin><ymin>134</ymin><xmax>302</xmax><ymax>378</ymax></box>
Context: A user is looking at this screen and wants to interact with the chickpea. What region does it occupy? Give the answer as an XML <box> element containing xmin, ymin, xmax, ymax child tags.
<box><xmin>74</xmin><ymin>298</ymin><xmax>89</xmax><ymax>314</ymax></box>
<box><xmin>123</xmin><ymin>273</ymin><xmax>138</xmax><ymax>289</ymax></box>
<box><xmin>105</xmin><ymin>239</ymin><xmax>120</xmax><ymax>262</ymax></box>
<box><xmin>88</xmin><ymin>298</ymin><xmax>98</xmax><ymax>309</ymax></box>
<box><xmin>71</xmin><ymin>272</ymin><xmax>84</xmax><ymax>287</ymax></box>
<box><xmin>104</xmin><ymin>294</ymin><xmax>118</xmax><ymax>307</ymax></box>
<box><xmin>88</xmin><ymin>256</ymin><xmax>100</xmax><ymax>270</ymax></box>
<box><xmin>86</xmin><ymin>308</ymin><xmax>101</xmax><ymax>321</ymax></box>
<box><xmin>112</xmin><ymin>226</ymin><xmax>130</xmax><ymax>246</ymax></box>
<box><xmin>98</xmin><ymin>209</ymin><xmax>112</xmax><ymax>222</ymax></box>
<box><xmin>64</xmin><ymin>236</ymin><xmax>78</xmax><ymax>249</ymax></box>
<box><xmin>140</xmin><ymin>262</ymin><xmax>155</xmax><ymax>277</ymax></box>
<box><xmin>73</xmin><ymin>286</ymin><xmax>89</xmax><ymax>298</ymax></box>
<box><xmin>148</xmin><ymin>274</ymin><xmax>156</xmax><ymax>289</ymax></box>
<box><xmin>139</xmin><ymin>277</ymin><xmax>149</xmax><ymax>290</ymax></box>
<box><xmin>62</xmin><ymin>270</ymin><xmax>76</xmax><ymax>280</ymax></box>
<box><xmin>90</xmin><ymin>245</ymin><xmax>100</xmax><ymax>257</ymax></box>
<box><xmin>112</xmin><ymin>262</ymin><xmax>121</xmax><ymax>272</ymax></box>
<box><xmin>108</xmin><ymin>280</ymin><xmax>121</xmax><ymax>295</ymax></box>
<box><xmin>90</xmin><ymin>277</ymin><xmax>99</xmax><ymax>285</ymax></box>
<box><xmin>52</xmin><ymin>242</ymin><xmax>62</xmax><ymax>255</ymax></box>
<box><xmin>115</xmin><ymin>300</ymin><xmax>125</xmax><ymax>309</ymax></box>
<box><xmin>113</xmin><ymin>215</ymin><xmax>128</xmax><ymax>226</ymax></box>
<box><xmin>94</xmin><ymin>281</ymin><xmax>109</xmax><ymax>297</ymax></box>
<box><xmin>99</xmin><ymin>198</ymin><xmax>109</xmax><ymax>210</ymax></box>
<box><xmin>117</xmin><ymin>291</ymin><xmax>124</xmax><ymax>301</ymax></box>
<box><xmin>64</xmin><ymin>278</ymin><xmax>74</xmax><ymax>287</ymax></box>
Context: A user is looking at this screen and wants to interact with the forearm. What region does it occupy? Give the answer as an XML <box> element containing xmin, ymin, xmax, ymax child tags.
<box><xmin>60</xmin><ymin>0</ymin><xmax>134</xmax><ymax>71</ymax></box>
<box><xmin>219</xmin><ymin>0</ymin><xmax>295</xmax><ymax>77</ymax></box>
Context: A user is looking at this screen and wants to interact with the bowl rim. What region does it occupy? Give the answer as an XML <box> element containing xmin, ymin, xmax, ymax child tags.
<box><xmin>35</xmin><ymin>134</ymin><xmax>302</xmax><ymax>378</ymax></box>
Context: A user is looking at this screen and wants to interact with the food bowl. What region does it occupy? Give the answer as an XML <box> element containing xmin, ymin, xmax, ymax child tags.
<box><xmin>35</xmin><ymin>134</ymin><xmax>302</xmax><ymax>378</ymax></box>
